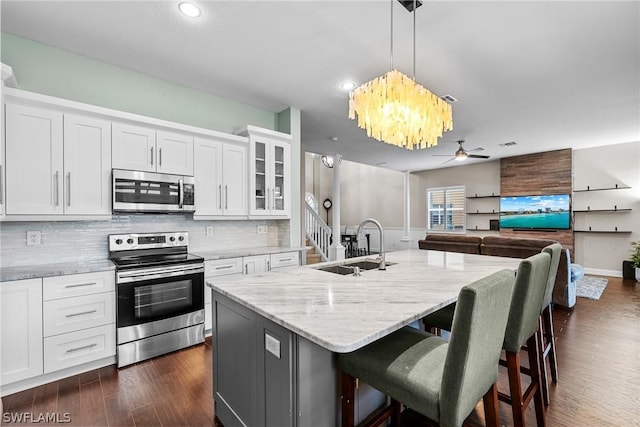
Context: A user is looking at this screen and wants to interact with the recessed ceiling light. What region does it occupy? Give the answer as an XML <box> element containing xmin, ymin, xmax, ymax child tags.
<box><xmin>179</xmin><ymin>2</ymin><xmax>201</xmax><ymax>18</ymax></box>
<box><xmin>341</xmin><ymin>81</ymin><xmax>356</xmax><ymax>91</ymax></box>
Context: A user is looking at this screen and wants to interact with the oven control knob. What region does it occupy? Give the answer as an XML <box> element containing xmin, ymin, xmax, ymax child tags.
<box><xmin>169</xmin><ymin>236</ymin><xmax>176</xmax><ymax>242</ymax></box>
<box><xmin>127</xmin><ymin>238</ymin><xmax>134</xmax><ymax>244</ymax></box>
<box><xmin>178</xmin><ymin>235</ymin><xmax>185</xmax><ymax>242</ymax></box>
<box><xmin>115</xmin><ymin>239</ymin><xmax>123</xmax><ymax>245</ymax></box>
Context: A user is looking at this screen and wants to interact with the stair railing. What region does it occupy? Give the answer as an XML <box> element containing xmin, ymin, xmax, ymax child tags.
<box><xmin>304</xmin><ymin>201</ymin><xmax>330</xmax><ymax>262</ymax></box>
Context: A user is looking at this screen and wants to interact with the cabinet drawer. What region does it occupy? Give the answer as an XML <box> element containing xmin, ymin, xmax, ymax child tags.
<box><xmin>270</xmin><ymin>252</ymin><xmax>300</xmax><ymax>269</ymax></box>
<box><xmin>44</xmin><ymin>323</ymin><xmax>115</xmax><ymax>373</ymax></box>
<box><xmin>43</xmin><ymin>292</ymin><xmax>115</xmax><ymax>337</ymax></box>
<box><xmin>43</xmin><ymin>271</ymin><xmax>115</xmax><ymax>301</ymax></box>
<box><xmin>205</xmin><ymin>258</ymin><xmax>243</xmax><ymax>277</ymax></box>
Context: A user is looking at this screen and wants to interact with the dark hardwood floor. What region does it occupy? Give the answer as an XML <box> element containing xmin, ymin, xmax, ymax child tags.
<box><xmin>2</xmin><ymin>276</ymin><xmax>638</xmax><ymax>426</ymax></box>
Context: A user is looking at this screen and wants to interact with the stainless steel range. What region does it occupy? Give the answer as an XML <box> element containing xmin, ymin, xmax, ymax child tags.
<box><xmin>109</xmin><ymin>231</ymin><xmax>204</xmax><ymax>368</ymax></box>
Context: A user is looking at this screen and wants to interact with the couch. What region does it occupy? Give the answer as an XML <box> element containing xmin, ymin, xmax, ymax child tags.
<box><xmin>418</xmin><ymin>234</ymin><xmax>581</xmax><ymax>308</ymax></box>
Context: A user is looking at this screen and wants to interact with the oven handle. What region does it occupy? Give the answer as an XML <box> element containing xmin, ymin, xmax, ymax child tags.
<box><xmin>117</xmin><ymin>265</ymin><xmax>204</xmax><ymax>284</ymax></box>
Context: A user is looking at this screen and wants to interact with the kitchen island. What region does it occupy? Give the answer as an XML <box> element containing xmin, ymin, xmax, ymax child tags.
<box><xmin>207</xmin><ymin>249</ymin><xmax>521</xmax><ymax>426</ymax></box>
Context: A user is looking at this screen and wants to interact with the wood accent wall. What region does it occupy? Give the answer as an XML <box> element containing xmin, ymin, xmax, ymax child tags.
<box><xmin>500</xmin><ymin>149</ymin><xmax>574</xmax><ymax>254</ymax></box>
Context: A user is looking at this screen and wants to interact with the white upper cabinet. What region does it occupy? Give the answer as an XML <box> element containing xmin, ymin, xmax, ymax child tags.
<box><xmin>5</xmin><ymin>104</ymin><xmax>111</xmax><ymax>216</ymax></box>
<box><xmin>111</xmin><ymin>122</ymin><xmax>156</xmax><ymax>172</ymax></box>
<box><xmin>112</xmin><ymin>123</ymin><xmax>194</xmax><ymax>176</ymax></box>
<box><xmin>157</xmin><ymin>130</ymin><xmax>194</xmax><ymax>176</ymax></box>
<box><xmin>6</xmin><ymin>104</ymin><xmax>64</xmax><ymax>215</ymax></box>
<box><xmin>194</xmin><ymin>136</ymin><xmax>247</xmax><ymax>217</ymax></box>
<box><xmin>63</xmin><ymin>114</ymin><xmax>112</xmax><ymax>215</ymax></box>
<box><xmin>242</xmin><ymin>126</ymin><xmax>291</xmax><ymax>218</ymax></box>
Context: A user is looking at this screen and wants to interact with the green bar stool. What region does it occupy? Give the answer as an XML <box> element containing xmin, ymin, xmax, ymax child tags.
<box><xmin>538</xmin><ymin>243</ymin><xmax>562</xmax><ymax>406</ymax></box>
<box><xmin>423</xmin><ymin>253</ymin><xmax>552</xmax><ymax>426</ymax></box>
<box><xmin>339</xmin><ymin>269</ymin><xmax>516</xmax><ymax>427</ymax></box>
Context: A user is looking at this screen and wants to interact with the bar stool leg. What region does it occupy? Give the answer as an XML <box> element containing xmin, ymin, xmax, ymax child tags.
<box><xmin>527</xmin><ymin>333</ymin><xmax>547</xmax><ymax>427</ymax></box>
<box><xmin>341</xmin><ymin>372</ymin><xmax>356</xmax><ymax>427</ymax></box>
<box><xmin>506</xmin><ymin>351</ymin><xmax>526</xmax><ymax>427</ymax></box>
<box><xmin>482</xmin><ymin>383</ymin><xmax>500</xmax><ymax>427</ymax></box>
<box><xmin>538</xmin><ymin>317</ymin><xmax>550</xmax><ymax>406</ymax></box>
<box><xmin>543</xmin><ymin>305</ymin><xmax>559</xmax><ymax>383</ymax></box>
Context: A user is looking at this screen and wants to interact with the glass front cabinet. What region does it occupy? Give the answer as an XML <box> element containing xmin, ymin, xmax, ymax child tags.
<box><xmin>242</xmin><ymin>126</ymin><xmax>291</xmax><ymax>218</ymax></box>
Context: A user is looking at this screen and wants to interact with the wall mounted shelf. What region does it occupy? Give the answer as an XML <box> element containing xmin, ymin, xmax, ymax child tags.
<box><xmin>574</xmin><ymin>230</ymin><xmax>632</xmax><ymax>234</ymax></box>
<box><xmin>574</xmin><ymin>185</ymin><xmax>631</xmax><ymax>192</ymax></box>
<box><xmin>573</xmin><ymin>208</ymin><xmax>632</xmax><ymax>213</ymax></box>
<box><xmin>467</xmin><ymin>212</ymin><xmax>499</xmax><ymax>215</ymax></box>
<box><xmin>466</xmin><ymin>194</ymin><xmax>500</xmax><ymax>199</ymax></box>
<box><xmin>466</xmin><ymin>228</ymin><xmax>496</xmax><ymax>232</ymax></box>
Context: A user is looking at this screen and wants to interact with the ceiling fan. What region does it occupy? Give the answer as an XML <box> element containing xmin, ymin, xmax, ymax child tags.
<box><xmin>433</xmin><ymin>140</ymin><xmax>490</xmax><ymax>163</ymax></box>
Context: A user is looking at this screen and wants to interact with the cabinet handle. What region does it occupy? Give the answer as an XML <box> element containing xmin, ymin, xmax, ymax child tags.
<box><xmin>66</xmin><ymin>343</ymin><xmax>97</xmax><ymax>353</ymax></box>
<box><xmin>67</xmin><ymin>172</ymin><xmax>71</xmax><ymax>206</ymax></box>
<box><xmin>159</xmin><ymin>148</ymin><xmax>162</xmax><ymax>167</ymax></box>
<box><xmin>267</xmin><ymin>260</ymin><xmax>270</xmax><ymax>271</ymax></box>
<box><xmin>151</xmin><ymin>147</ymin><xmax>154</xmax><ymax>166</ymax></box>
<box><xmin>266</xmin><ymin>188</ymin><xmax>270</xmax><ymax>210</ymax></box>
<box><xmin>215</xmin><ymin>265</ymin><xmax>234</xmax><ymax>270</ymax></box>
<box><xmin>225</xmin><ymin>185</ymin><xmax>228</xmax><ymax>210</ymax></box>
<box><xmin>54</xmin><ymin>171</ymin><xmax>60</xmax><ymax>206</ymax></box>
<box><xmin>244</xmin><ymin>264</ymin><xmax>248</xmax><ymax>275</ymax></box>
<box><xmin>65</xmin><ymin>309</ymin><xmax>97</xmax><ymax>318</ymax></box>
<box><xmin>64</xmin><ymin>282</ymin><xmax>97</xmax><ymax>289</ymax></box>
<box><xmin>279</xmin><ymin>258</ymin><xmax>294</xmax><ymax>262</ymax></box>
<box><xmin>218</xmin><ymin>184</ymin><xmax>222</xmax><ymax>209</ymax></box>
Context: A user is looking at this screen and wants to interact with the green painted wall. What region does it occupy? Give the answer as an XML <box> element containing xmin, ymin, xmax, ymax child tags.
<box><xmin>1</xmin><ymin>32</ymin><xmax>275</xmax><ymax>133</ymax></box>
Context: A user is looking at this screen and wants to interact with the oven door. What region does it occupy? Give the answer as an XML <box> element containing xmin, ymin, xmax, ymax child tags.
<box><xmin>116</xmin><ymin>265</ymin><xmax>204</xmax><ymax>345</ymax></box>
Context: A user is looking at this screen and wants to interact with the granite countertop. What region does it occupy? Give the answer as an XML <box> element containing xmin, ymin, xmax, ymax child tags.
<box><xmin>1</xmin><ymin>246</ymin><xmax>306</xmax><ymax>282</ymax></box>
<box><xmin>1</xmin><ymin>259</ymin><xmax>116</xmax><ymax>282</ymax></box>
<box><xmin>207</xmin><ymin>249</ymin><xmax>522</xmax><ymax>353</ymax></box>
<box><xmin>194</xmin><ymin>246</ymin><xmax>305</xmax><ymax>261</ymax></box>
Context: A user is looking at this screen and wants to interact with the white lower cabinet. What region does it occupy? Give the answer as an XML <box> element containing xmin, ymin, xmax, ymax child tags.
<box><xmin>270</xmin><ymin>251</ymin><xmax>300</xmax><ymax>270</ymax></box>
<box><xmin>44</xmin><ymin>324</ymin><xmax>116</xmax><ymax>373</ymax></box>
<box><xmin>243</xmin><ymin>254</ymin><xmax>270</xmax><ymax>275</ymax></box>
<box><xmin>41</xmin><ymin>270</ymin><xmax>116</xmax><ymax>375</ymax></box>
<box><xmin>0</xmin><ymin>278</ymin><xmax>43</xmax><ymax>385</ymax></box>
<box><xmin>204</xmin><ymin>258</ymin><xmax>244</xmax><ymax>332</ymax></box>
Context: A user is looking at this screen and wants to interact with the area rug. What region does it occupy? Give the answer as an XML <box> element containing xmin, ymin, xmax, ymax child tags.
<box><xmin>576</xmin><ymin>276</ymin><xmax>608</xmax><ymax>300</ymax></box>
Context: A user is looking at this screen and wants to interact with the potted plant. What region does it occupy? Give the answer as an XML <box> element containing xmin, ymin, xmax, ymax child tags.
<box><xmin>631</xmin><ymin>241</ymin><xmax>640</xmax><ymax>282</ymax></box>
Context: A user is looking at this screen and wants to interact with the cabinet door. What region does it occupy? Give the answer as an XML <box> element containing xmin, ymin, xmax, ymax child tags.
<box><xmin>222</xmin><ymin>142</ymin><xmax>247</xmax><ymax>216</ymax></box>
<box><xmin>1</xmin><ymin>88</ymin><xmax>5</xmax><ymax>217</ymax></box>
<box><xmin>63</xmin><ymin>114</ymin><xmax>112</xmax><ymax>215</ymax></box>
<box><xmin>112</xmin><ymin>122</ymin><xmax>155</xmax><ymax>172</ymax></box>
<box><xmin>157</xmin><ymin>130</ymin><xmax>194</xmax><ymax>175</ymax></box>
<box><xmin>243</xmin><ymin>255</ymin><xmax>270</xmax><ymax>275</ymax></box>
<box><xmin>250</xmin><ymin>139</ymin><xmax>269</xmax><ymax>215</ymax></box>
<box><xmin>194</xmin><ymin>137</ymin><xmax>223</xmax><ymax>215</ymax></box>
<box><xmin>269</xmin><ymin>140</ymin><xmax>290</xmax><ymax>217</ymax></box>
<box><xmin>1</xmin><ymin>278</ymin><xmax>43</xmax><ymax>385</ymax></box>
<box><xmin>5</xmin><ymin>104</ymin><xmax>64</xmax><ymax>214</ymax></box>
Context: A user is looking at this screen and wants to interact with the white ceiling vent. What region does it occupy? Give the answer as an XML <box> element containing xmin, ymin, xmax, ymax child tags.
<box><xmin>441</xmin><ymin>94</ymin><xmax>458</xmax><ymax>103</ymax></box>
<box><xmin>499</xmin><ymin>141</ymin><xmax>518</xmax><ymax>147</ymax></box>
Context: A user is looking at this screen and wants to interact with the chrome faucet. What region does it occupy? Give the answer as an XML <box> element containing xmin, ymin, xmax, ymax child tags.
<box><xmin>357</xmin><ymin>218</ymin><xmax>385</xmax><ymax>270</ymax></box>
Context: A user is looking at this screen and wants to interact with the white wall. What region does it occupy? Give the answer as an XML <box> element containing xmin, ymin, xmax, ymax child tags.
<box><xmin>573</xmin><ymin>141</ymin><xmax>640</xmax><ymax>275</ymax></box>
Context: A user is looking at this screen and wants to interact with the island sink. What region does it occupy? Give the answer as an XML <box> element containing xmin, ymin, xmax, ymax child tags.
<box><xmin>316</xmin><ymin>259</ymin><xmax>396</xmax><ymax>275</ymax></box>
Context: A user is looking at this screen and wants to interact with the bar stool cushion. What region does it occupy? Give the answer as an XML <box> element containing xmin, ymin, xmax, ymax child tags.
<box><xmin>339</xmin><ymin>269</ymin><xmax>515</xmax><ymax>426</ymax></box>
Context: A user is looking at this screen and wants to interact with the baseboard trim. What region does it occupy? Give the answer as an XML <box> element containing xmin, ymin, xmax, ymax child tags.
<box><xmin>583</xmin><ymin>268</ymin><xmax>622</xmax><ymax>278</ymax></box>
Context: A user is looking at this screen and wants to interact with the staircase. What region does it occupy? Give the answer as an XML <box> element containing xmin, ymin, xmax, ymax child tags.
<box><xmin>304</xmin><ymin>200</ymin><xmax>331</xmax><ymax>263</ymax></box>
<box><xmin>305</xmin><ymin>239</ymin><xmax>323</xmax><ymax>265</ymax></box>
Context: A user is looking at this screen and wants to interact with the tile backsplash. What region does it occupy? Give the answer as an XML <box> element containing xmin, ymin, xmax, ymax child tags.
<box><xmin>0</xmin><ymin>214</ymin><xmax>290</xmax><ymax>267</ymax></box>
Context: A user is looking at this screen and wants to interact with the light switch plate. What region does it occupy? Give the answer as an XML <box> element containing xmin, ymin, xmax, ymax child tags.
<box><xmin>257</xmin><ymin>225</ymin><xmax>268</xmax><ymax>234</ymax></box>
<box><xmin>205</xmin><ymin>226</ymin><xmax>214</xmax><ymax>236</ymax></box>
<box><xmin>265</xmin><ymin>333</ymin><xmax>281</xmax><ymax>359</ymax></box>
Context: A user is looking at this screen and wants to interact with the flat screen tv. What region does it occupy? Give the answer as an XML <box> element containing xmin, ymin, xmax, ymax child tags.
<box><xmin>499</xmin><ymin>194</ymin><xmax>571</xmax><ymax>230</ymax></box>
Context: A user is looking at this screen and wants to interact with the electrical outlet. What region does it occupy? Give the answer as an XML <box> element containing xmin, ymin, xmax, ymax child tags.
<box><xmin>257</xmin><ymin>225</ymin><xmax>268</xmax><ymax>234</ymax></box>
<box><xmin>205</xmin><ymin>226</ymin><xmax>214</xmax><ymax>236</ymax></box>
<box><xmin>27</xmin><ymin>231</ymin><xmax>42</xmax><ymax>246</ymax></box>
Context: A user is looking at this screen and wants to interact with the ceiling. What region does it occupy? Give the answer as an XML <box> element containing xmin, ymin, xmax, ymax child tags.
<box><xmin>2</xmin><ymin>1</ymin><xmax>639</xmax><ymax>172</ymax></box>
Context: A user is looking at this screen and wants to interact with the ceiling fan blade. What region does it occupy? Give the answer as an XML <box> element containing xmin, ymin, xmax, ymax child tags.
<box><xmin>467</xmin><ymin>154</ymin><xmax>490</xmax><ymax>159</ymax></box>
<box><xmin>442</xmin><ymin>157</ymin><xmax>456</xmax><ymax>164</ymax></box>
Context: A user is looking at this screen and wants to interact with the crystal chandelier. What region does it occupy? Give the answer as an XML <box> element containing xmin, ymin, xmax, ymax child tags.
<box><xmin>348</xmin><ymin>0</ymin><xmax>453</xmax><ymax>150</ymax></box>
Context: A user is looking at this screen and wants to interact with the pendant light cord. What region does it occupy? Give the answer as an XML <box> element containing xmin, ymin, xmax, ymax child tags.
<box><xmin>390</xmin><ymin>0</ymin><xmax>394</xmax><ymax>70</ymax></box>
<box><xmin>413</xmin><ymin>0</ymin><xmax>416</xmax><ymax>80</ymax></box>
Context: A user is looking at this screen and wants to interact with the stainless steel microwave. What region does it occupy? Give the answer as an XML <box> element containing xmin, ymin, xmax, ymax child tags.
<box><xmin>112</xmin><ymin>169</ymin><xmax>195</xmax><ymax>213</ymax></box>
